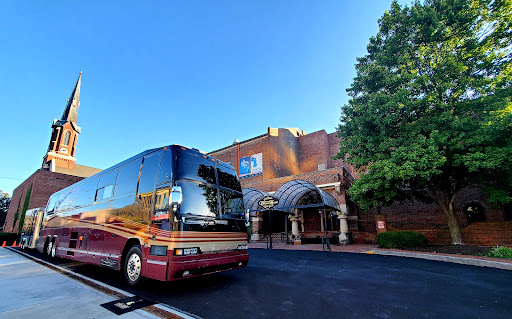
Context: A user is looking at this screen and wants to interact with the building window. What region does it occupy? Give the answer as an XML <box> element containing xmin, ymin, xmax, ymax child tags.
<box><xmin>63</xmin><ymin>131</ymin><xmax>71</xmax><ymax>146</ymax></box>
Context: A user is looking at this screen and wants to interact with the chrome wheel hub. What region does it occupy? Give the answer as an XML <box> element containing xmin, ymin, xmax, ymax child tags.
<box><xmin>127</xmin><ymin>253</ymin><xmax>141</xmax><ymax>282</ymax></box>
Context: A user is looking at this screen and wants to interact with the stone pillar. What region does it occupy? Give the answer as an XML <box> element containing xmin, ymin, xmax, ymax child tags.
<box><xmin>337</xmin><ymin>213</ymin><xmax>349</xmax><ymax>243</ymax></box>
<box><xmin>289</xmin><ymin>209</ymin><xmax>301</xmax><ymax>244</ymax></box>
<box><xmin>337</xmin><ymin>204</ymin><xmax>350</xmax><ymax>244</ymax></box>
<box><xmin>290</xmin><ymin>215</ymin><xmax>300</xmax><ymax>237</ymax></box>
<box><xmin>250</xmin><ymin>217</ymin><xmax>262</xmax><ymax>241</ymax></box>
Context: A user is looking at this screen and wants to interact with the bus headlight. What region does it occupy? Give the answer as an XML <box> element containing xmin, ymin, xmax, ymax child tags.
<box><xmin>237</xmin><ymin>244</ymin><xmax>247</xmax><ymax>250</ymax></box>
<box><xmin>174</xmin><ymin>247</ymin><xmax>199</xmax><ymax>256</ymax></box>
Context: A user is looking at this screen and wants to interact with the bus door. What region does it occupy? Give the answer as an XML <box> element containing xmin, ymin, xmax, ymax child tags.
<box><xmin>146</xmin><ymin>184</ymin><xmax>173</xmax><ymax>281</ymax></box>
<box><xmin>75</xmin><ymin>229</ymin><xmax>89</xmax><ymax>263</ymax></box>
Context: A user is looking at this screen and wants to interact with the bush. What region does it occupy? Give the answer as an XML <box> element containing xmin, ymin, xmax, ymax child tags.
<box><xmin>377</xmin><ymin>231</ymin><xmax>428</xmax><ymax>249</ymax></box>
<box><xmin>487</xmin><ymin>246</ymin><xmax>512</xmax><ymax>259</ymax></box>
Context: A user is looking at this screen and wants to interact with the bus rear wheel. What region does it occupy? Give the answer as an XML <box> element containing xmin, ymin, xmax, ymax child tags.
<box><xmin>46</xmin><ymin>240</ymin><xmax>53</xmax><ymax>257</ymax></box>
<box><xmin>50</xmin><ymin>239</ymin><xmax>57</xmax><ymax>258</ymax></box>
<box><xmin>124</xmin><ymin>246</ymin><xmax>144</xmax><ymax>287</ymax></box>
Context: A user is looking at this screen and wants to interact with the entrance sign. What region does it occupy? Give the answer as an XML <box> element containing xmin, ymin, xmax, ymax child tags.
<box><xmin>258</xmin><ymin>196</ymin><xmax>279</xmax><ymax>210</ymax></box>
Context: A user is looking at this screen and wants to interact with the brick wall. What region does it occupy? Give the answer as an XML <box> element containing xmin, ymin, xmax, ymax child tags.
<box><xmin>268</xmin><ymin>129</ymin><xmax>301</xmax><ymax>178</ymax></box>
<box><xmin>298</xmin><ymin>130</ymin><xmax>329</xmax><ymax>174</ymax></box>
<box><xmin>4</xmin><ymin>170</ymin><xmax>83</xmax><ymax>233</ymax></box>
<box><xmin>210</xmin><ymin>127</ymin><xmax>351</xmax><ymax>185</ymax></box>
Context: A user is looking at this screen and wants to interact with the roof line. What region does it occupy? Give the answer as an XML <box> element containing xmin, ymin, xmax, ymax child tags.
<box><xmin>208</xmin><ymin>133</ymin><xmax>268</xmax><ymax>154</ymax></box>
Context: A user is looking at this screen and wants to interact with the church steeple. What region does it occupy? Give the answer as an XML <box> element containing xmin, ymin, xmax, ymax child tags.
<box><xmin>61</xmin><ymin>70</ymin><xmax>81</xmax><ymax>125</ymax></box>
<box><xmin>42</xmin><ymin>70</ymin><xmax>83</xmax><ymax>171</ymax></box>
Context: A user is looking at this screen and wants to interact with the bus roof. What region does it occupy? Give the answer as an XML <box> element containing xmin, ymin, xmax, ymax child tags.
<box><xmin>49</xmin><ymin>144</ymin><xmax>234</xmax><ymax>197</ymax></box>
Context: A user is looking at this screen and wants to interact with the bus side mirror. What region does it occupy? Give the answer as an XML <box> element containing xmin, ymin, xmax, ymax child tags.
<box><xmin>170</xmin><ymin>186</ymin><xmax>183</xmax><ymax>213</ymax></box>
<box><xmin>245</xmin><ymin>209</ymin><xmax>250</xmax><ymax>227</ymax></box>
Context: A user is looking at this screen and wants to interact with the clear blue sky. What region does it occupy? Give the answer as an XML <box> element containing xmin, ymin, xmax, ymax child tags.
<box><xmin>0</xmin><ymin>0</ymin><xmax>407</xmax><ymax>195</ymax></box>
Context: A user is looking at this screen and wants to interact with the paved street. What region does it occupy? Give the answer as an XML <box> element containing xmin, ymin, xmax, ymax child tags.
<box><xmin>17</xmin><ymin>248</ymin><xmax>512</xmax><ymax>319</ymax></box>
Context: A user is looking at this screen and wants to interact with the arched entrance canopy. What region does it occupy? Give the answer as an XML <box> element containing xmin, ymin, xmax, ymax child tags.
<box><xmin>242</xmin><ymin>188</ymin><xmax>271</xmax><ymax>215</ymax></box>
<box><xmin>245</xmin><ymin>180</ymin><xmax>340</xmax><ymax>213</ymax></box>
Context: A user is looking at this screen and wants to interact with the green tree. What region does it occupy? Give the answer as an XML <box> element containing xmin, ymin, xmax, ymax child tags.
<box><xmin>335</xmin><ymin>0</ymin><xmax>512</xmax><ymax>244</ymax></box>
<box><xmin>18</xmin><ymin>185</ymin><xmax>32</xmax><ymax>234</ymax></box>
<box><xmin>12</xmin><ymin>196</ymin><xmax>21</xmax><ymax>229</ymax></box>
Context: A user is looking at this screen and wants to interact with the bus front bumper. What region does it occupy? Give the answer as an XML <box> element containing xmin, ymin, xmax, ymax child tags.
<box><xmin>167</xmin><ymin>250</ymin><xmax>249</xmax><ymax>280</ymax></box>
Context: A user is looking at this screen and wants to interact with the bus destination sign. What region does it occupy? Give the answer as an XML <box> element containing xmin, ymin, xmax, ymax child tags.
<box><xmin>258</xmin><ymin>196</ymin><xmax>279</xmax><ymax>210</ymax></box>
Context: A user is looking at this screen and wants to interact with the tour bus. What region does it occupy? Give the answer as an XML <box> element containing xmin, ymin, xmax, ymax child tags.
<box><xmin>37</xmin><ymin>145</ymin><xmax>249</xmax><ymax>286</ymax></box>
<box><xmin>20</xmin><ymin>207</ymin><xmax>45</xmax><ymax>250</ymax></box>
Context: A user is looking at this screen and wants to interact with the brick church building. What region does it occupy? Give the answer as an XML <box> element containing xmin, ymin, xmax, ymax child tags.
<box><xmin>210</xmin><ymin>127</ymin><xmax>512</xmax><ymax>246</ymax></box>
<box><xmin>4</xmin><ymin>71</ymin><xmax>101</xmax><ymax>233</ymax></box>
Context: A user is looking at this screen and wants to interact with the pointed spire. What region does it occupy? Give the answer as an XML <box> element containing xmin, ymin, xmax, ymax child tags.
<box><xmin>61</xmin><ymin>70</ymin><xmax>82</xmax><ymax>123</ymax></box>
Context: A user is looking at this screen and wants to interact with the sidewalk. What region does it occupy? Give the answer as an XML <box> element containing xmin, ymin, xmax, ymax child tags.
<box><xmin>0</xmin><ymin>248</ymin><xmax>160</xmax><ymax>319</ymax></box>
<box><xmin>248</xmin><ymin>242</ymin><xmax>512</xmax><ymax>270</ymax></box>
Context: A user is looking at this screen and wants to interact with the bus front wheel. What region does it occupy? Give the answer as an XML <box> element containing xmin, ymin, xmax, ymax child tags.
<box><xmin>124</xmin><ymin>246</ymin><xmax>144</xmax><ymax>287</ymax></box>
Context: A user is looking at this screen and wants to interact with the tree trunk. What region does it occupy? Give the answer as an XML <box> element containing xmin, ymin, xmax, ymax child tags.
<box><xmin>444</xmin><ymin>205</ymin><xmax>463</xmax><ymax>245</ymax></box>
<box><xmin>435</xmin><ymin>192</ymin><xmax>464</xmax><ymax>245</ymax></box>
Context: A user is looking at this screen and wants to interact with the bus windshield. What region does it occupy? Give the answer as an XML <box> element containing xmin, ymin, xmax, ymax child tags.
<box><xmin>174</xmin><ymin>149</ymin><xmax>245</xmax><ymax>223</ymax></box>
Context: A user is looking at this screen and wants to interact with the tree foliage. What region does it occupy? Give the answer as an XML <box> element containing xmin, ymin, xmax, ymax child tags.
<box><xmin>335</xmin><ymin>0</ymin><xmax>512</xmax><ymax>244</ymax></box>
<box><xmin>18</xmin><ymin>184</ymin><xmax>32</xmax><ymax>234</ymax></box>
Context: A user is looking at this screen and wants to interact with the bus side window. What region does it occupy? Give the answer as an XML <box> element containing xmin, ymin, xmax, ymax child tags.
<box><xmin>73</xmin><ymin>178</ymin><xmax>99</xmax><ymax>208</ymax></box>
<box><xmin>95</xmin><ymin>170</ymin><xmax>118</xmax><ymax>201</ymax></box>
<box><xmin>46</xmin><ymin>194</ymin><xmax>60</xmax><ymax>213</ymax></box>
<box><xmin>157</xmin><ymin>148</ymin><xmax>172</xmax><ymax>184</ymax></box>
<box><xmin>136</xmin><ymin>151</ymin><xmax>162</xmax><ymax>220</ymax></box>
<box><xmin>138</xmin><ymin>151</ymin><xmax>162</xmax><ymax>194</ymax></box>
<box><xmin>115</xmin><ymin>159</ymin><xmax>142</xmax><ymax>197</ymax></box>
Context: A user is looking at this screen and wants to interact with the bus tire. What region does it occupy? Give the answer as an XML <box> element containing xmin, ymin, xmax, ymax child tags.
<box><xmin>50</xmin><ymin>239</ymin><xmax>57</xmax><ymax>258</ymax></box>
<box><xmin>124</xmin><ymin>246</ymin><xmax>144</xmax><ymax>287</ymax></box>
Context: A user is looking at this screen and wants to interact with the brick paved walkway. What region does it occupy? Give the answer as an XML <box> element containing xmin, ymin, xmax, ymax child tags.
<box><xmin>248</xmin><ymin>242</ymin><xmax>378</xmax><ymax>253</ymax></box>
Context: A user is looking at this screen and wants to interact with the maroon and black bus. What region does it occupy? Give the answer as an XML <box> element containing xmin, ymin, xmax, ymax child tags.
<box><xmin>37</xmin><ymin>145</ymin><xmax>249</xmax><ymax>286</ymax></box>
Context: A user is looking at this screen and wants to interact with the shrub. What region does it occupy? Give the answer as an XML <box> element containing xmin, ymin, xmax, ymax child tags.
<box><xmin>487</xmin><ymin>246</ymin><xmax>512</xmax><ymax>259</ymax></box>
<box><xmin>377</xmin><ymin>231</ymin><xmax>428</xmax><ymax>249</ymax></box>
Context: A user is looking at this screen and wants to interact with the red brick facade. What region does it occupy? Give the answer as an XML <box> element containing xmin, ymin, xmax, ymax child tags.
<box><xmin>4</xmin><ymin>170</ymin><xmax>84</xmax><ymax>232</ymax></box>
<box><xmin>210</xmin><ymin>127</ymin><xmax>512</xmax><ymax>246</ymax></box>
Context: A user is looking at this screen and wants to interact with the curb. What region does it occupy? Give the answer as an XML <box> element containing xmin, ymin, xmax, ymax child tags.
<box><xmin>367</xmin><ymin>249</ymin><xmax>512</xmax><ymax>271</ymax></box>
<box><xmin>5</xmin><ymin>247</ymin><xmax>203</xmax><ymax>319</ymax></box>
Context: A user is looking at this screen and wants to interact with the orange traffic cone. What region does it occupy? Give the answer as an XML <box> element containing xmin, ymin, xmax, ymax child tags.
<box><xmin>17</xmin><ymin>242</ymin><xmax>21</xmax><ymax>247</ymax></box>
<box><xmin>1</xmin><ymin>241</ymin><xmax>6</xmax><ymax>247</ymax></box>
<box><xmin>11</xmin><ymin>241</ymin><xmax>16</xmax><ymax>247</ymax></box>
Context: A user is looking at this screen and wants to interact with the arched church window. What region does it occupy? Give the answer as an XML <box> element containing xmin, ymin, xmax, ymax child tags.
<box><xmin>63</xmin><ymin>131</ymin><xmax>71</xmax><ymax>146</ymax></box>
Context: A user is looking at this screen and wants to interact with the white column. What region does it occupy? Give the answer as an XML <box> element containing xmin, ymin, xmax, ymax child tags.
<box><xmin>289</xmin><ymin>210</ymin><xmax>301</xmax><ymax>238</ymax></box>
<box><xmin>338</xmin><ymin>213</ymin><xmax>349</xmax><ymax>243</ymax></box>
<box><xmin>250</xmin><ymin>217</ymin><xmax>262</xmax><ymax>241</ymax></box>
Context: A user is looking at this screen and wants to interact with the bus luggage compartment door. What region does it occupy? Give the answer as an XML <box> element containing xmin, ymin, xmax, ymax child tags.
<box><xmin>87</xmin><ymin>229</ymin><xmax>104</xmax><ymax>265</ymax></box>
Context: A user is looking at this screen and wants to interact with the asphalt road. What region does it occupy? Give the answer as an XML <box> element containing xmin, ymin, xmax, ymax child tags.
<box><xmin>21</xmin><ymin>248</ymin><xmax>512</xmax><ymax>319</ymax></box>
